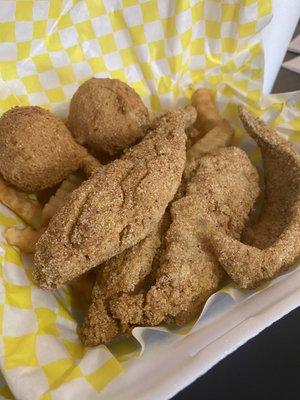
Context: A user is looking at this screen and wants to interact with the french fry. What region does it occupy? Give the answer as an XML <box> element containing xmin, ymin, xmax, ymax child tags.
<box><xmin>81</xmin><ymin>153</ymin><xmax>102</xmax><ymax>176</ymax></box>
<box><xmin>0</xmin><ymin>176</ymin><xmax>42</xmax><ymax>229</ymax></box>
<box><xmin>191</xmin><ymin>88</ymin><xmax>222</xmax><ymax>135</ymax></box>
<box><xmin>187</xmin><ymin>119</ymin><xmax>234</xmax><ymax>161</ymax></box>
<box><xmin>4</xmin><ymin>174</ymin><xmax>83</xmax><ymax>254</ymax></box>
<box><xmin>186</xmin><ymin>126</ymin><xmax>201</xmax><ymax>139</ymax></box>
<box><xmin>4</xmin><ymin>226</ymin><xmax>45</xmax><ymax>253</ymax></box>
<box><xmin>69</xmin><ymin>271</ymin><xmax>97</xmax><ymax>303</ymax></box>
<box><xmin>42</xmin><ymin>174</ymin><xmax>83</xmax><ymax>226</ymax></box>
<box><xmin>186</xmin><ymin>126</ymin><xmax>202</xmax><ymax>149</ymax></box>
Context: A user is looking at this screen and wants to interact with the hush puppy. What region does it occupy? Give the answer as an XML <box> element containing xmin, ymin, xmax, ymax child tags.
<box><xmin>0</xmin><ymin>106</ymin><xmax>86</xmax><ymax>192</ymax></box>
<box><xmin>68</xmin><ymin>78</ymin><xmax>149</xmax><ymax>155</ymax></box>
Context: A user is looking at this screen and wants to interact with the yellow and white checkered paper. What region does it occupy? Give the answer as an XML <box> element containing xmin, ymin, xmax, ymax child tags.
<box><xmin>0</xmin><ymin>1</ymin><xmax>299</xmax><ymax>399</ymax></box>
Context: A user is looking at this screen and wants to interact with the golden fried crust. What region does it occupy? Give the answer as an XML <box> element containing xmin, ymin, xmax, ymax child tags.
<box><xmin>82</xmin><ymin>228</ymin><xmax>162</xmax><ymax>346</ymax></box>
<box><xmin>82</xmin><ymin>213</ymin><xmax>170</xmax><ymax>345</ymax></box>
<box><xmin>108</xmin><ymin>147</ymin><xmax>259</xmax><ymax>329</ymax></box>
<box><xmin>81</xmin><ymin>283</ymin><xmax>119</xmax><ymax>346</ymax></box>
<box><xmin>0</xmin><ymin>106</ymin><xmax>86</xmax><ymax>192</ymax></box>
<box><xmin>68</xmin><ymin>78</ymin><xmax>149</xmax><ymax>155</ymax></box>
<box><xmin>210</xmin><ymin>107</ymin><xmax>300</xmax><ymax>288</ymax></box>
<box><xmin>33</xmin><ymin>107</ymin><xmax>196</xmax><ymax>289</ymax></box>
<box><xmin>144</xmin><ymin>147</ymin><xmax>260</xmax><ymax>324</ymax></box>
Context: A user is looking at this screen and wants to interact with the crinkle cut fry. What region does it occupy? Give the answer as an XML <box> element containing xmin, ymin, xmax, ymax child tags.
<box><xmin>187</xmin><ymin>119</ymin><xmax>234</xmax><ymax>160</ymax></box>
<box><xmin>33</xmin><ymin>106</ymin><xmax>196</xmax><ymax>289</ymax></box>
<box><xmin>184</xmin><ymin>118</ymin><xmax>234</xmax><ymax>181</ymax></box>
<box><xmin>209</xmin><ymin>107</ymin><xmax>300</xmax><ymax>288</ymax></box>
<box><xmin>191</xmin><ymin>88</ymin><xmax>222</xmax><ymax>136</ymax></box>
<box><xmin>4</xmin><ymin>226</ymin><xmax>46</xmax><ymax>253</ymax></box>
<box><xmin>0</xmin><ymin>176</ymin><xmax>42</xmax><ymax>229</ymax></box>
<box><xmin>41</xmin><ymin>174</ymin><xmax>84</xmax><ymax>226</ymax></box>
<box><xmin>4</xmin><ymin>174</ymin><xmax>85</xmax><ymax>253</ymax></box>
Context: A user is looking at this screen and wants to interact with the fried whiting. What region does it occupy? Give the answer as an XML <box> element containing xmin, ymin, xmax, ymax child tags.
<box><xmin>33</xmin><ymin>107</ymin><xmax>196</xmax><ymax>289</ymax></box>
<box><xmin>209</xmin><ymin>107</ymin><xmax>300</xmax><ymax>288</ymax></box>
<box><xmin>82</xmin><ymin>105</ymin><xmax>236</xmax><ymax>344</ymax></box>
<box><xmin>0</xmin><ymin>176</ymin><xmax>42</xmax><ymax>229</ymax></box>
<box><xmin>191</xmin><ymin>88</ymin><xmax>222</xmax><ymax>136</ymax></box>
<box><xmin>110</xmin><ymin>147</ymin><xmax>260</xmax><ymax>328</ymax></box>
<box><xmin>156</xmin><ymin>118</ymin><xmax>234</xmax><ymax>324</ymax></box>
<box><xmin>82</xmin><ymin>216</ymin><xmax>170</xmax><ymax>345</ymax></box>
<box><xmin>0</xmin><ymin>106</ymin><xmax>91</xmax><ymax>192</ymax></box>
<box><xmin>68</xmin><ymin>78</ymin><xmax>149</xmax><ymax>155</ymax></box>
<box><xmin>82</xmin><ymin>229</ymin><xmax>162</xmax><ymax>345</ymax></box>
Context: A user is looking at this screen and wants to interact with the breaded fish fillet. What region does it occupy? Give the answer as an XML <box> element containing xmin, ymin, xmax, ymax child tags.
<box><xmin>82</xmin><ymin>217</ymin><xmax>169</xmax><ymax>345</ymax></box>
<box><xmin>33</xmin><ymin>107</ymin><xmax>196</xmax><ymax>288</ymax></box>
<box><xmin>82</xmin><ymin>116</ymin><xmax>235</xmax><ymax>345</ymax></box>
<box><xmin>209</xmin><ymin>107</ymin><xmax>300</xmax><ymax>288</ymax></box>
<box><xmin>111</xmin><ymin>147</ymin><xmax>260</xmax><ymax>327</ymax></box>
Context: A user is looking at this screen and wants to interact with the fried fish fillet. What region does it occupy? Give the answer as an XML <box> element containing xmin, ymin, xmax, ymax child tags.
<box><xmin>131</xmin><ymin>147</ymin><xmax>260</xmax><ymax>325</ymax></box>
<box><xmin>82</xmin><ymin>217</ymin><xmax>169</xmax><ymax>345</ymax></box>
<box><xmin>82</xmin><ymin>113</ymin><xmax>235</xmax><ymax>345</ymax></box>
<box><xmin>84</xmin><ymin>147</ymin><xmax>259</xmax><ymax>343</ymax></box>
<box><xmin>209</xmin><ymin>107</ymin><xmax>300</xmax><ymax>288</ymax></box>
<box><xmin>33</xmin><ymin>106</ymin><xmax>196</xmax><ymax>289</ymax></box>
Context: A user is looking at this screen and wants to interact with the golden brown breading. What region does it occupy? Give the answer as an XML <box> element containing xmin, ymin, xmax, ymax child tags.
<box><xmin>82</xmin><ymin>227</ymin><xmax>162</xmax><ymax>345</ymax></box>
<box><xmin>82</xmin><ymin>117</ymin><xmax>235</xmax><ymax>345</ymax></box>
<box><xmin>82</xmin><ymin>214</ymin><xmax>170</xmax><ymax>345</ymax></box>
<box><xmin>111</xmin><ymin>147</ymin><xmax>260</xmax><ymax>327</ymax></box>
<box><xmin>0</xmin><ymin>106</ymin><xmax>88</xmax><ymax>192</ymax></box>
<box><xmin>209</xmin><ymin>107</ymin><xmax>300</xmax><ymax>288</ymax></box>
<box><xmin>33</xmin><ymin>106</ymin><xmax>196</xmax><ymax>289</ymax></box>
<box><xmin>68</xmin><ymin>78</ymin><xmax>149</xmax><ymax>155</ymax></box>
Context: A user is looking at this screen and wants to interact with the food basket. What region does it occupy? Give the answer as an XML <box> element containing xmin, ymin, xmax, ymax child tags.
<box><xmin>0</xmin><ymin>1</ymin><xmax>299</xmax><ymax>399</ymax></box>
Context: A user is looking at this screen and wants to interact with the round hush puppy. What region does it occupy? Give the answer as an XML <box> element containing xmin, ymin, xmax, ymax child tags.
<box><xmin>68</xmin><ymin>78</ymin><xmax>149</xmax><ymax>155</ymax></box>
<box><xmin>0</xmin><ymin>106</ymin><xmax>87</xmax><ymax>192</ymax></box>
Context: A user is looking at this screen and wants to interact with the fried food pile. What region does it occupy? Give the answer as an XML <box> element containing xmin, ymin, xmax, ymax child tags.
<box><xmin>1</xmin><ymin>78</ymin><xmax>299</xmax><ymax>346</ymax></box>
<box><xmin>34</xmin><ymin>106</ymin><xmax>195</xmax><ymax>288</ymax></box>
